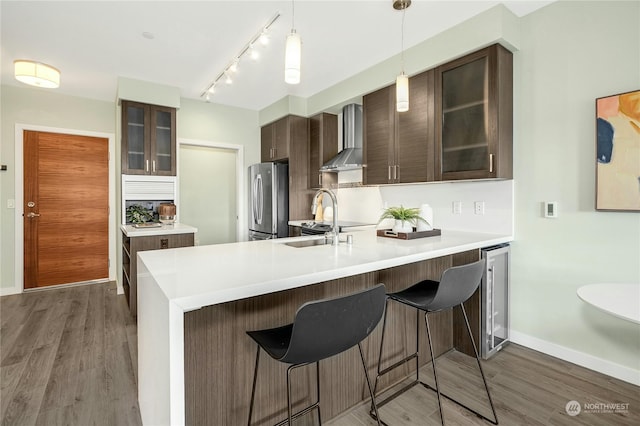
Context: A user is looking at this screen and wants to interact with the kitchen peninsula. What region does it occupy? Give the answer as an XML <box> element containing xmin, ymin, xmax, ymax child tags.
<box><xmin>137</xmin><ymin>229</ymin><xmax>512</xmax><ymax>425</ymax></box>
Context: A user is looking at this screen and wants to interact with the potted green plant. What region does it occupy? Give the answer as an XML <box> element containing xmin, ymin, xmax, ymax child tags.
<box><xmin>378</xmin><ymin>205</ymin><xmax>429</xmax><ymax>233</ymax></box>
<box><xmin>126</xmin><ymin>204</ymin><xmax>154</xmax><ymax>224</ymax></box>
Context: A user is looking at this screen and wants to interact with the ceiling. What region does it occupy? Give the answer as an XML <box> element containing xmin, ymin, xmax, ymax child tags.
<box><xmin>1</xmin><ymin>1</ymin><xmax>552</xmax><ymax>111</ymax></box>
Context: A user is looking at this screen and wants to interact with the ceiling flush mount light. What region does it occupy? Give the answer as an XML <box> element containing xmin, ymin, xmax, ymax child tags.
<box><xmin>394</xmin><ymin>0</ymin><xmax>411</xmax><ymax>112</ymax></box>
<box><xmin>285</xmin><ymin>0</ymin><xmax>301</xmax><ymax>85</ymax></box>
<box><xmin>201</xmin><ymin>13</ymin><xmax>280</xmax><ymax>100</ymax></box>
<box><xmin>14</xmin><ymin>60</ymin><xmax>60</xmax><ymax>88</ymax></box>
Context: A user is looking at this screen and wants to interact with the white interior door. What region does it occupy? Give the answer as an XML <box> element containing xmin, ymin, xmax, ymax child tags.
<box><xmin>179</xmin><ymin>144</ymin><xmax>238</xmax><ymax>245</ymax></box>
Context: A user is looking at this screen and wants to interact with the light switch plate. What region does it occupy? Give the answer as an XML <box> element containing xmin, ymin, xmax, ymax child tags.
<box><xmin>7</xmin><ymin>199</ymin><xmax>15</xmax><ymax>209</ymax></box>
<box><xmin>452</xmin><ymin>201</ymin><xmax>462</xmax><ymax>215</ymax></box>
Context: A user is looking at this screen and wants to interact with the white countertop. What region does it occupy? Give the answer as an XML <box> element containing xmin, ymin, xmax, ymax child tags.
<box><xmin>121</xmin><ymin>223</ymin><xmax>198</xmax><ymax>237</ymax></box>
<box><xmin>138</xmin><ymin>229</ymin><xmax>511</xmax><ymax>312</ymax></box>
<box><xmin>577</xmin><ymin>283</ymin><xmax>640</xmax><ymax>324</ymax></box>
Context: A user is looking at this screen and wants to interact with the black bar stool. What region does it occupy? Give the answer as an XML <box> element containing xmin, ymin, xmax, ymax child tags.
<box><xmin>371</xmin><ymin>259</ymin><xmax>498</xmax><ymax>425</ymax></box>
<box><xmin>246</xmin><ymin>284</ymin><xmax>386</xmax><ymax>426</ymax></box>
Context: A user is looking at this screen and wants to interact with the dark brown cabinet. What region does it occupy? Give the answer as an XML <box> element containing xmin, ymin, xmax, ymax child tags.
<box><xmin>121</xmin><ymin>100</ymin><xmax>176</xmax><ymax>176</ymax></box>
<box><xmin>434</xmin><ymin>44</ymin><xmax>513</xmax><ymax>180</ymax></box>
<box><xmin>363</xmin><ymin>70</ymin><xmax>435</xmax><ymax>185</ymax></box>
<box><xmin>260</xmin><ymin>116</ymin><xmax>290</xmax><ymax>162</ymax></box>
<box><xmin>122</xmin><ymin>231</ymin><xmax>194</xmax><ymax>317</ymax></box>
<box><xmin>309</xmin><ymin>113</ymin><xmax>338</xmax><ymax>189</ymax></box>
<box><xmin>260</xmin><ymin>115</ymin><xmax>312</xmax><ymax>222</ymax></box>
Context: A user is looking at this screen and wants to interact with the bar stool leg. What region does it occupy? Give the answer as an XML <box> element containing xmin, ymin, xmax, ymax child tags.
<box><xmin>373</xmin><ymin>298</ymin><xmax>390</xmax><ymax>398</ymax></box>
<box><xmin>424</xmin><ymin>312</ymin><xmax>446</xmax><ymax>426</ymax></box>
<box><xmin>316</xmin><ymin>361</ymin><xmax>322</xmax><ymax>425</ymax></box>
<box><xmin>358</xmin><ymin>342</ymin><xmax>382</xmax><ymax>426</ymax></box>
<box><xmin>460</xmin><ymin>304</ymin><xmax>499</xmax><ymax>425</ymax></box>
<box><xmin>415</xmin><ymin>309</ymin><xmax>420</xmax><ymax>383</ymax></box>
<box><xmin>248</xmin><ymin>346</ymin><xmax>261</xmax><ymax>426</ymax></box>
<box><xmin>286</xmin><ymin>365</ymin><xmax>294</xmax><ymax>425</ymax></box>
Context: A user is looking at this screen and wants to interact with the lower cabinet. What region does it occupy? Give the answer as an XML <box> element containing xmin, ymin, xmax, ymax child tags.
<box><xmin>122</xmin><ymin>231</ymin><xmax>194</xmax><ymax>317</ymax></box>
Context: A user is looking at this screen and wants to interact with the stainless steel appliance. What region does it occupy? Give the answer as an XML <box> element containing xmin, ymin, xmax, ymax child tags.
<box><xmin>320</xmin><ymin>104</ymin><xmax>363</xmax><ymax>171</ymax></box>
<box><xmin>481</xmin><ymin>244</ymin><xmax>510</xmax><ymax>359</ymax></box>
<box><xmin>248</xmin><ymin>162</ymin><xmax>289</xmax><ymax>240</ymax></box>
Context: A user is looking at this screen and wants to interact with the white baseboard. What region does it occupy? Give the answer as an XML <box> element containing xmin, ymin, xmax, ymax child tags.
<box><xmin>0</xmin><ymin>285</ymin><xmax>21</xmax><ymax>297</ymax></box>
<box><xmin>510</xmin><ymin>329</ymin><xmax>640</xmax><ymax>386</ymax></box>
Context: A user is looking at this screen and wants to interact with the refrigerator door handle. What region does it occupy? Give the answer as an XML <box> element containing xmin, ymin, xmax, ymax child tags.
<box><xmin>256</xmin><ymin>174</ymin><xmax>263</xmax><ymax>225</ymax></box>
<box><xmin>251</xmin><ymin>175</ymin><xmax>258</xmax><ymax>225</ymax></box>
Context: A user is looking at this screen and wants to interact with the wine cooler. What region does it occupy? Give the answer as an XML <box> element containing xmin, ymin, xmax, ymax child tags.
<box><xmin>481</xmin><ymin>244</ymin><xmax>510</xmax><ymax>359</ymax></box>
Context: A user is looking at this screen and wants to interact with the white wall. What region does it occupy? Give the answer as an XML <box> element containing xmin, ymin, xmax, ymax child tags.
<box><xmin>510</xmin><ymin>1</ymin><xmax>640</xmax><ymax>382</ymax></box>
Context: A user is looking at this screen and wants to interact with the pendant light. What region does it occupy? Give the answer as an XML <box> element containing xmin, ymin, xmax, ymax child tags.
<box><xmin>394</xmin><ymin>0</ymin><xmax>411</xmax><ymax>112</ymax></box>
<box><xmin>285</xmin><ymin>0</ymin><xmax>301</xmax><ymax>84</ymax></box>
<box><xmin>14</xmin><ymin>60</ymin><xmax>60</xmax><ymax>88</ymax></box>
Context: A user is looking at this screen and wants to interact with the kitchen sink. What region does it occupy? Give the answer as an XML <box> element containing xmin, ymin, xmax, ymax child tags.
<box><xmin>283</xmin><ymin>238</ymin><xmax>332</xmax><ymax>248</ymax></box>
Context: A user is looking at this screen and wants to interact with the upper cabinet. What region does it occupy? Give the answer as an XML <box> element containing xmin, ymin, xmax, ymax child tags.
<box><xmin>363</xmin><ymin>70</ymin><xmax>435</xmax><ymax>185</ymax></box>
<box><xmin>434</xmin><ymin>44</ymin><xmax>513</xmax><ymax>180</ymax></box>
<box><xmin>261</xmin><ymin>116</ymin><xmax>290</xmax><ymax>162</ymax></box>
<box><xmin>121</xmin><ymin>100</ymin><xmax>176</xmax><ymax>176</ymax></box>
<box><xmin>308</xmin><ymin>113</ymin><xmax>338</xmax><ymax>189</ymax></box>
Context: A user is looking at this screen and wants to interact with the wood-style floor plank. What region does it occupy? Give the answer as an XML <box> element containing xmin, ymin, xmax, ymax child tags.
<box><xmin>2</xmin><ymin>282</ymin><xmax>639</xmax><ymax>425</ymax></box>
<box><xmin>1</xmin><ymin>282</ymin><xmax>141</xmax><ymax>426</ymax></box>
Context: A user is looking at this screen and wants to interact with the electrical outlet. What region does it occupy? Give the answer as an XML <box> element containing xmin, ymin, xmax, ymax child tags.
<box><xmin>474</xmin><ymin>201</ymin><xmax>485</xmax><ymax>215</ymax></box>
<box><xmin>452</xmin><ymin>201</ymin><xmax>462</xmax><ymax>215</ymax></box>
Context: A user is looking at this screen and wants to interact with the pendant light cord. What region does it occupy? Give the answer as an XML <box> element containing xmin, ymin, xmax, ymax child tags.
<box><xmin>400</xmin><ymin>7</ymin><xmax>406</xmax><ymax>73</ymax></box>
<box><xmin>291</xmin><ymin>0</ymin><xmax>295</xmax><ymax>29</ymax></box>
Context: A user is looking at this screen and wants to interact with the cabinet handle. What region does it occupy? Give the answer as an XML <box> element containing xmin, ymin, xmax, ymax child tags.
<box><xmin>489</xmin><ymin>154</ymin><xmax>494</xmax><ymax>173</ymax></box>
<box><xmin>396</xmin><ymin>165</ymin><xmax>400</xmax><ymax>181</ymax></box>
<box><xmin>145</xmin><ymin>160</ymin><xmax>149</xmax><ymax>172</ymax></box>
<box><xmin>388</xmin><ymin>166</ymin><xmax>391</xmax><ymax>181</ymax></box>
<box><xmin>319</xmin><ymin>173</ymin><xmax>322</xmax><ymax>187</ymax></box>
<box><xmin>152</xmin><ymin>160</ymin><xmax>156</xmax><ymax>173</ymax></box>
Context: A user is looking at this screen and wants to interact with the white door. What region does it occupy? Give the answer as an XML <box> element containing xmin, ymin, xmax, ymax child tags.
<box><xmin>179</xmin><ymin>144</ymin><xmax>238</xmax><ymax>245</ymax></box>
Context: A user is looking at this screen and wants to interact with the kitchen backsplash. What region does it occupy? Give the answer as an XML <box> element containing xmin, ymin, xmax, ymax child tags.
<box><xmin>335</xmin><ymin>179</ymin><xmax>513</xmax><ymax>235</ymax></box>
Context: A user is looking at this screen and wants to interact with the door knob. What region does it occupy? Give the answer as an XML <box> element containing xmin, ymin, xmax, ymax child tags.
<box><xmin>26</xmin><ymin>212</ymin><xmax>40</xmax><ymax>218</ymax></box>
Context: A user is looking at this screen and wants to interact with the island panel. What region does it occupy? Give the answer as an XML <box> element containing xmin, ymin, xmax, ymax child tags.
<box><xmin>183</xmin><ymin>250</ymin><xmax>478</xmax><ymax>425</ymax></box>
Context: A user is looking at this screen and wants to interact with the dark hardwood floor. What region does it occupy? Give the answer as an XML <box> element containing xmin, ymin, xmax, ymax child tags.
<box><xmin>1</xmin><ymin>282</ymin><xmax>638</xmax><ymax>425</ymax></box>
<box><xmin>0</xmin><ymin>282</ymin><xmax>141</xmax><ymax>426</ymax></box>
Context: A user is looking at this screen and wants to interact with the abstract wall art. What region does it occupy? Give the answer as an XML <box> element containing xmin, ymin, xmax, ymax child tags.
<box><xmin>596</xmin><ymin>90</ymin><xmax>640</xmax><ymax>211</ymax></box>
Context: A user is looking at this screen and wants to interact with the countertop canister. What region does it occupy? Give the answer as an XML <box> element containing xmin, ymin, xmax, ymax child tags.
<box><xmin>417</xmin><ymin>204</ymin><xmax>433</xmax><ymax>231</ymax></box>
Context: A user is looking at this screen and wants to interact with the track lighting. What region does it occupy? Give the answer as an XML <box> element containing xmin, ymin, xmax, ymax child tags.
<box><xmin>200</xmin><ymin>13</ymin><xmax>280</xmax><ymax>100</ymax></box>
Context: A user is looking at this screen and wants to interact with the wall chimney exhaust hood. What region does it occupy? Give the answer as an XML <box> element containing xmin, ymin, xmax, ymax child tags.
<box><xmin>320</xmin><ymin>104</ymin><xmax>363</xmax><ymax>172</ymax></box>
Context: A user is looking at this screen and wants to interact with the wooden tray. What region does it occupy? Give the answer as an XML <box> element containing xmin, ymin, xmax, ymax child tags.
<box><xmin>377</xmin><ymin>228</ymin><xmax>441</xmax><ymax>240</ymax></box>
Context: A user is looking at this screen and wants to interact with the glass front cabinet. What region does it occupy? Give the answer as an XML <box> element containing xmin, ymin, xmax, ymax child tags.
<box><xmin>435</xmin><ymin>44</ymin><xmax>513</xmax><ymax>180</ymax></box>
<box><xmin>121</xmin><ymin>100</ymin><xmax>176</xmax><ymax>176</ymax></box>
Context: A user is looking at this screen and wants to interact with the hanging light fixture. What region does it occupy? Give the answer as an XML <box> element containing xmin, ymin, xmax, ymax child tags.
<box><xmin>14</xmin><ymin>60</ymin><xmax>60</xmax><ymax>88</ymax></box>
<box><xmin>285</xmin><ymin>0</ymin><xmax>301</xmax><ymax>84</ymax></box>
<box><xmin>394</xmin><ymin>0</ymin><xmax>411</xmax><ymax>112</ymax></box>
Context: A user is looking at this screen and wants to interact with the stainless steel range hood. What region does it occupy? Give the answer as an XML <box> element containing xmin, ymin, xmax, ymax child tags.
<box><xmin>320</xmin><ymin>104</ymin><xmax>363</xmax><ymax>171</ymax></box>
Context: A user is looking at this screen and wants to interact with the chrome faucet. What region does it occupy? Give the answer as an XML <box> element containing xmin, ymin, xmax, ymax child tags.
<box><xmin>311</xmin><ymin>188</ymin><xmax>339</xmax><ymax>245</ymax></box>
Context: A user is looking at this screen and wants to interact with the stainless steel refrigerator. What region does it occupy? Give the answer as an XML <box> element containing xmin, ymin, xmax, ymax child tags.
<box><xmin>248</xmin><ymin>162</ymin><xmax>289</xmax><ymax>240</ymax></box>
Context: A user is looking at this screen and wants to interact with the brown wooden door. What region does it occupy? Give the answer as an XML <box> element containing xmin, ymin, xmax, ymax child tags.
<box><xmin>24</xmin><ymin>130</ymin><xmax>109</xmax><ymax>289</ymax></box>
